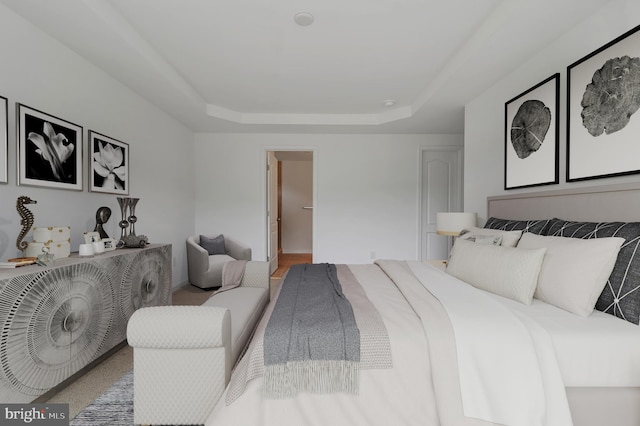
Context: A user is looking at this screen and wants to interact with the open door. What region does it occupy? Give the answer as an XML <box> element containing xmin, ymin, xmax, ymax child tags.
<box><xmin>267</xmin><ymin>151</ymin><xmax>279</xmax><ymax>274</ymax></box>
<box><xmin>267</xmin><ymin>150</ymin><xmax>314</xmax><ymax>276</ymax></box>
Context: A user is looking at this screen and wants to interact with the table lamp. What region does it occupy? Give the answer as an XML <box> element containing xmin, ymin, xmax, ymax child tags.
<box><xmin>436</xmin><ymin>212</ymin><xmax>477</xmax><ymax>238</ymax></box>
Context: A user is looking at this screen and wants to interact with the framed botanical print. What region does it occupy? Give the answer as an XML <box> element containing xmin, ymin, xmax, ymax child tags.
<box><xmin>89</xmin><ymin>130</ymin><xmax>129</xmax><ymax>195</ymax></box>
<box><xmin>17</xmin><ymin>103</ymin><xmax>83</xmax><ymax>190</ymax></box>
<box><xmin>504</xmin><ymin>73</ymin><xmax>559</xmax><ymax>190</ymax></box>
<box><xmin>567</xmin><ymin>24</ymin><xmax>640</xmax><ymax>181</ymax></box>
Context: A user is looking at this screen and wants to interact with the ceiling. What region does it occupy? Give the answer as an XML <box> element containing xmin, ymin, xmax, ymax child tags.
<box><xmin>0</xmin><ymin>0</ymin><xmax>613</xmax><ymax>134</ymax></box>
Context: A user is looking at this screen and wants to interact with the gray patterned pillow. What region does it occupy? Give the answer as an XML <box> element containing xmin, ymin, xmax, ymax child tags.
<box><xmin>484</xmin><ymin>217</ymin><xmax>553</xmax><ymax>235</ymax></box>
<box><xmin>545</xmin><ymin>219</ymin><xmax>640</xmax><ymax>324</ymax></box>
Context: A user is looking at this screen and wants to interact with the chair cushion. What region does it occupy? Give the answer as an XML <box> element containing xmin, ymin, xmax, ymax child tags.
<box><xmin>200</xmin><ymin>234</ymin><xmax>226</xmax><ymax>255</ymax></box>
<box><xmin>204</xmin><ymin>287</ymin><xmax>269</xmax><ymax>363</ymax></box>
<box><xmin>209</xmin><ymin>254</ymin><xmax>235</xmax><ymax>266</ymax></box>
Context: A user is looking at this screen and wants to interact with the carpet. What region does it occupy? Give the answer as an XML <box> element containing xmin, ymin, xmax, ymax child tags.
<box><xmin>70</xmin><ymin>370</ymin><xmax>134</xmax><ymax>426</ymax></box>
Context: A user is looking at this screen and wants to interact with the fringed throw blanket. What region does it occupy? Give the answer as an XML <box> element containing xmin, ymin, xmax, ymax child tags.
<box><xmin>263</xmin><ymin>263</ymin><xmax>360</xmax><ymax>397</ymax></box>
<box><xmin>225</xmin><ymin>264</ymin><xmax>392</xmax><ymax>404</ymax></box>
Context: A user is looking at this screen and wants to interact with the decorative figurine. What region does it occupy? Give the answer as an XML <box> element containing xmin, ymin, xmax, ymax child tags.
<box><xmin>94</xmin><ymin>206</ymin><xmax>112</xmax><ymax>239</ymax></box>
<box><xmin>16</xmin><ymin>196</ymin><xmax>37</xmax><ymax>253</ymax></box>
<box><xmin>36</xmin><ymin>246</ymin><xmax>55</xmax><ymax>266</ymax></box>
<box><xmin>121</xmin><ymin>234</ymin><xmax>149</xmax><ymax>248</ymax></box>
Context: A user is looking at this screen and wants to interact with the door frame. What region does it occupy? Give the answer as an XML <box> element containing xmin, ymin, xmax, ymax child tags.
<box><xmin>417</xmin><ymin>145</ymin><xmax>464</xmax><ymax>260</ymax></box>
<box><xmin>263</xmin><ymin>147</ymin><xmax>317</xmax><ymax>268</ymax></box>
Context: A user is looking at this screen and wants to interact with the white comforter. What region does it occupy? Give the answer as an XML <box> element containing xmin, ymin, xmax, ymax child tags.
<box><xmin>206</xmin><ymin>261</ymin><xmax>573</xmax><ymax>426</ymax></box>
<box><xmin>404</xmin><ymin>261</ymin><xmax>572</xmax><ymax>426</ymax></box>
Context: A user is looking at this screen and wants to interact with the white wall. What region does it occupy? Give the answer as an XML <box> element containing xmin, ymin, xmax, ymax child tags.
<box><xmin>194</xmin><ymin>133</ymin><xmax>463</xmax><ymax>264</ymax></box>
<box><xmin>465</xmin><ymin>0</ymin><xmax>640</xmax><ymax>224</ymax></box>
<box><xmin>0</xmin><ymin>5</ymin><xmax>195</xmax><ymax>287</ymax></box>
<box><xmin>281</xmin><ymin>160</ymin><xmax>313</xmax><ymax>254</ymax></box>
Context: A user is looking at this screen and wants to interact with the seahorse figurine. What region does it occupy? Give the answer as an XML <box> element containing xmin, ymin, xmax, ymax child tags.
<box><xmin>16</xmin><ymin>195</ymin><xmax>37</xmax><ymax>252</ymax></box>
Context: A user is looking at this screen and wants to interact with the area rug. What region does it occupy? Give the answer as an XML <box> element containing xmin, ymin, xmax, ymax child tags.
<box><xmin>70</xmin><ymin>370</ymin><xmax>134</xmax><ymax>426</ymax></box>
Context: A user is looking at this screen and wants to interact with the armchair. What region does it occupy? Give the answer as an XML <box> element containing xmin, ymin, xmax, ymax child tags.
<box><xmin>186</xmin><ymin>234</ymin><xmax>252</xmax><ymax>288</ymax></box>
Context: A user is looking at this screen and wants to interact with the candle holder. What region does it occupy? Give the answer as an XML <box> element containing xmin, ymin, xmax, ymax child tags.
<box><xmin>117</xmin><ymin>197</ymin><xmax>130</xmax><ymax>241</ymax></box>
<box><xmin>116</xmin><ymin>196</ymin><xmax>148</xmax><ymax>248</ymax></box>
<box><xmin>128</xmin><ymin>198</ymin><xmax>140</xmax><ymax>236</ymax></box>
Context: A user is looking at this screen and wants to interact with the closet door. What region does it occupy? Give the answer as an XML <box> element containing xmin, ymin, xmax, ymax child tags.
<box><xmin>420</xmin><ymin>147</ymin><xmax>464</xmax><ymax>261</ymax></box>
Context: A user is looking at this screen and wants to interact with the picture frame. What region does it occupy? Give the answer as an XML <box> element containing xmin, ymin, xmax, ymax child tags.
<box><xmin>504</xmin><ymin>73</ymin><xmax>559</xmax><ymax>190</ymax></box>
<box><xmin>83</xmin><ymin>231</ymin><xmax>101</xmax><ymax>244</ymax></box>
<box><xmin>89</xmin><ymin>130</ymin><xmax>129</xmax><ymax>195</ymax></box>
<box><xmin>567</xmin><ymin>24</ymin><xmax>640</xmax><ymax>182</ymax></box>
<box><xmin>0</xmin><ymin>96</ymin><xmax>7</xmax><ymax>184</ymax></box>
<box><xmin>17</xmin><ymin>103</ymin><xmax>83</xmax><ymax>190</ymax></box>
<box><xmin>102</xmin><ymin>238</ymin><xmax>118</xmax><ymax>251</ymax></box>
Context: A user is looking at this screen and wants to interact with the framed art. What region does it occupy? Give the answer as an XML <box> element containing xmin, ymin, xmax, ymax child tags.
<box><xmin>17</xmin><ymin>103</ymin><xmax>83</xmax><ymax>190</ymax></box>
<box><xmin>83</xmin><ymin>231</ymin><xmax>101</xmax><ymax>244</ymax></box>
<box><xmin>102</xmin><ymin>238</ymin><xmax>117</xmax><ymax>251</ymax></box>
<box><xmin>567</xmin><ymin>24</ymin><xmax>640</xmax><ymax>182</ymax></box>
<box><xmin>89</xmin><ymin>130</ymin><xmax>129</xmax><ymax>195</ymax></box>
<box><xmin>504</xmin><ymin>73</ymin><xmax>559</xmax><ymax>190</ymax></box>
<box><xmin>0</xmin><ymin>96</ymin><xmax>7</xmax><ymax>184</ymax></box>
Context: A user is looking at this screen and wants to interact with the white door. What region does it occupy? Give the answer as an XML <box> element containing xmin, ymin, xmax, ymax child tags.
<box><xmin>420</xmin><ymin>147</ymin><xmax>464</xmax><ymax>261</ymax></box>
<box><xmin>267</xmin><ymin>152</ymin><xmax>279</xmax><ymax>274</ymax></box>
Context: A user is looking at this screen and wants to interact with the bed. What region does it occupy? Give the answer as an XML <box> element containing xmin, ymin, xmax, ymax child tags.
<box><xmin>205</xmin><ymin>183</ymin><xmax>640</xmax><ymax>426</ymax></box>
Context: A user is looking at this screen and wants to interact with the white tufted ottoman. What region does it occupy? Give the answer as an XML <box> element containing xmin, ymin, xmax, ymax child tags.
<box><xmin>127</xmin><ymin>261</ymin><xmax>270</xmax><ymax>425</ymax></box>
<box><xmin>127</xmin><ymin>306</ymin><xmax>231</xmax><ymax>425</ymax></box>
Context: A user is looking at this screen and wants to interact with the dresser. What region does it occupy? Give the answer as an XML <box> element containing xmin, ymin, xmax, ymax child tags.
<box><xmin>0</xmin><ymin>243</ymin><xmax>172</xmax><ymax>402</ymax></box>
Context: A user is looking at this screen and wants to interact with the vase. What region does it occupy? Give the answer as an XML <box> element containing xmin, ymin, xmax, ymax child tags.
<box><xmin>128</xmin><ymin>198</ymin><xmax>140</xmax><ymax>236</ymax></box>
<box><xmin>117</xmin><ymin>197</ymin><xmax>130</xmax><ymax>241</ymax></box>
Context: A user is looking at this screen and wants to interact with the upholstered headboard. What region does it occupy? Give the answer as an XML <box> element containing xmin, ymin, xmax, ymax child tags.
<box><xmin>486</xmin><ymin>182</ymin><xmax>640</xmax><ymax>326</ymax></box>
<box><xmin>487</xmin><ymin>182</ymin><xmax>640</xmax><ymax>223</ymax></box>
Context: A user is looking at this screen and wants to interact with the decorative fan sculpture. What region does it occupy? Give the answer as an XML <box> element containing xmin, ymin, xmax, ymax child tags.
<box><xmin>120</xmin><ymin>247</ymin><xmax>171</xmax><ymax>319</ymax></box>
<box><xmin>0</xmin><ymin>263</ymin><xmax>114</xmax><ymax>400</ymax></box>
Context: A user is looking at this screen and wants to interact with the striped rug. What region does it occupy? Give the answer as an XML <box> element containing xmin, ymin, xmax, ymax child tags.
<box><xmin>70</xmin><ymin>370</ymin><xmax>133</xmax><ymax>426</ymax></box>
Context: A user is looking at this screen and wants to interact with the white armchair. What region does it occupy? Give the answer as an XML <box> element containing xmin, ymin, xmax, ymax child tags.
<box><xmin>186</xmin><ymin>234</ymin><xmax>252</xmax><ymax>289</ymax></box>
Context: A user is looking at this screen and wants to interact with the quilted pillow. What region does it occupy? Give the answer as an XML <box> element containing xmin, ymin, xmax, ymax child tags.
<box><xmin>200</xmin><ymin>234</ymin><xmax>226</xmax><ymax>255</ymax></box>
<box><xmin>484</xmin><ymin>217</ymin><xmax>553</xmax><ymax>235</ymax></box>
<box><xmin>545</xmin><ymin>219</ymin><xmax>640</xmax><ymax>324</ymax></box>
<box><xmin>459</xmin><ymin>226</ymin><xmax>523</xmax><ymax>247</ymax></box>
<box><xmin>446</xmin><ymin>239</ymin><xmax>546</xmax><ymax>305</ymax></box>
<box><xmin>517</xmin><ymin>233</ymin><xmax>624</xmax><ymax>317</ymax></box>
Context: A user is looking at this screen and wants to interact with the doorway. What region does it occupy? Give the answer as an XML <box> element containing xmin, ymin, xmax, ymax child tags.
<box><xmin>267</xmin><ymin>150</ymin><xmax>314</xmax><ymax>278</ymax></box>
<box><xmin>419</xmin><ymin>146</ymin><xmax>464</xmax><ymax>261</ymax></box>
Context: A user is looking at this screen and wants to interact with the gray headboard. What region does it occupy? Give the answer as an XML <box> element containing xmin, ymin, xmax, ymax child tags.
<box><xmin>487</xmin><ymin>182</ymin><xmax>640</xmax><ymax>223</ymax></box>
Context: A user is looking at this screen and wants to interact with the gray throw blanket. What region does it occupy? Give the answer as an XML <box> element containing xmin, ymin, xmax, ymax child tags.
<box><xmin>263</xmin><ymin>263</ymin><xmax>361</xmax><ymax>397</ymax></box>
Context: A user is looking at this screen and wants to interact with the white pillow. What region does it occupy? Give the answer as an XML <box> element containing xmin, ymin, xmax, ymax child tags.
<box><xmin>461</xmin><ymin>226</ymin><xmax>523</xmax><ymax>247</ymax></box>
<box><xmin>517</xmin><ymin>233</ymin><xmax>625</xmax><ymax>317</ymax></box>
<box><xmin>446</xmin><ymin>239</ymin><xmax>546</xmax><ymax>304</ymax></box>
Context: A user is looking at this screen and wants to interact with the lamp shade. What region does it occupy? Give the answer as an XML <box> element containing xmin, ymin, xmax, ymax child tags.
<box><xmin>436</xmin><ymin>212</ymin><xmax>477</xmax><ymax>236</ymax></box>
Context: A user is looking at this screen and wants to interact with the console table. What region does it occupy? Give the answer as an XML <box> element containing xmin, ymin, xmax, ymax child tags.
<box><xmin>0</xmin><ymin>243</ymin><xmax>172</xmax><ymax>402</ymax></box>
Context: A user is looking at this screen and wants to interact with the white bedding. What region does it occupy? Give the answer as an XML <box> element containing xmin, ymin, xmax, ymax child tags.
<box><xmin>491</xmin><ymin>292</ymin><xmax>640</xmax><ymax>387</ymax></box>
<box><xmin>207</xmin><ymin>264</ymin><xmax>438</xmax><ymax>425</ymax></box>
<box><xmin>206</xmin><ymin>260</ymin><xmax>638</xmax><ymax>426</ymax></box>
<box><xmin>405</xmin><ymin>260</ymin><xmax>571</xmax><ymax>426</ymax></box>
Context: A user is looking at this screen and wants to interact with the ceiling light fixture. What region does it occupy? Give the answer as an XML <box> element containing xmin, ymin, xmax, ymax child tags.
<box><xmin>383</xmin><ymin>99</ymin><xmax>397</xmax><ymax>108</ymax></box>
<box><xmin>294</xmin><ymin>12</ymin><xmax>314</xmax><ymax>26</ymax></box>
